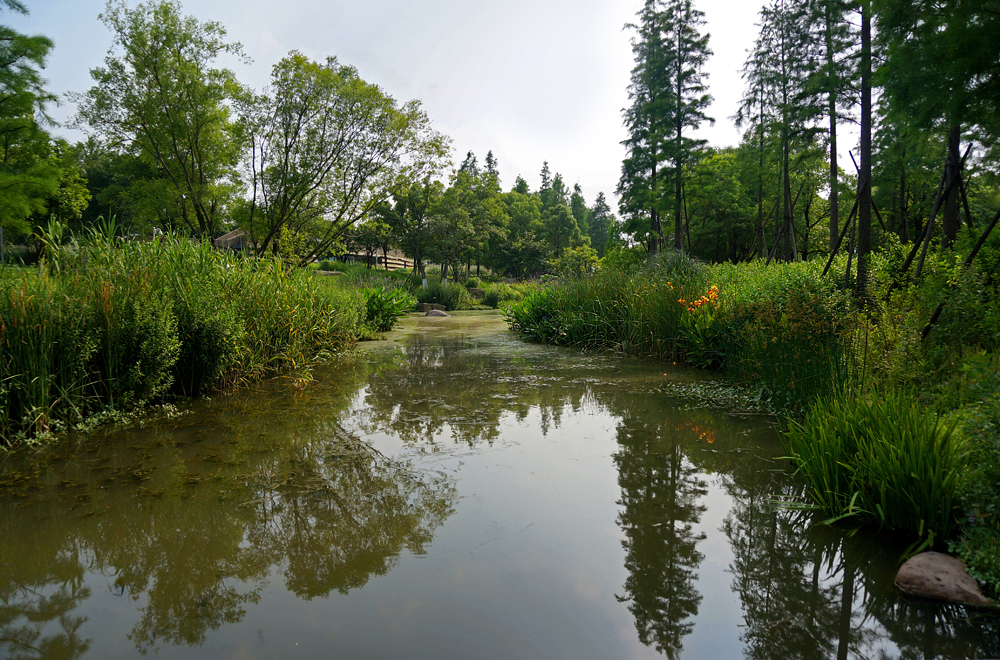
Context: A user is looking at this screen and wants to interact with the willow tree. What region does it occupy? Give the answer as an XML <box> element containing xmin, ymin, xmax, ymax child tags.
<box><xmin>74</xmin><ymin>0</ymin><xmax>244</xmax><ymax>238</ymax></box>
<box><xmin>238</xmin><ymin>52</ymin><xmax>450</xmax><ymax>264</ymax></box>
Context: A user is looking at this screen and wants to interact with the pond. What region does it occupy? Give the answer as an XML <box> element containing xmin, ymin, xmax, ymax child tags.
<box><xmin>1</xmin><ymin>310</ymin><xmax>997</xmax><ymax>659</ymax></box>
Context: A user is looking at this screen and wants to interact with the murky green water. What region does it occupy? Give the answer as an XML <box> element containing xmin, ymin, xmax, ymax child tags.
<box><xmin>1</xmin><ymin>310</ymin><xmax>997</xmax><ymax>659</ymax></box>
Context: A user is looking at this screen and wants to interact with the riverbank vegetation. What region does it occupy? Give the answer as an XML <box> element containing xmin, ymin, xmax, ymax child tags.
<box><xmin>0</xmin><ymin>223</ymin><xmax>367</xmax><ymax>445</ymax></box>
<box><xmin>2</xmin><ymin>0</ymin><xmax>1000</xmax><ymax>595</ymax></box>
<box><xmin>505</xmin><ymin>0</ymin><xmax>1000</xmax><ymax>591</ymax></box>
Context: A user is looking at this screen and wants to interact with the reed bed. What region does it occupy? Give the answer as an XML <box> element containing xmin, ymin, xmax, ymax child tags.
<box><xmin>786</xmin><ymin>390</ymin><xmax>961</xmax><ymax>548</ymax></box>
<box><xmin>1</xmin><ymin>231</ymin><xmax>365</xmax><ymax>445</ymax></box>
<box><xmin>505</xmin><ymin>255</ymin><xmax>852</xmax><ymax>408</ymax></box>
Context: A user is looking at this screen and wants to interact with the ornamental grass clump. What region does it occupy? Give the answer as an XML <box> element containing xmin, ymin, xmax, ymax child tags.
<box><xmin>786</xmin><ymin>390</ymin><xmax>962</xmax><ymax>548</ymax></box>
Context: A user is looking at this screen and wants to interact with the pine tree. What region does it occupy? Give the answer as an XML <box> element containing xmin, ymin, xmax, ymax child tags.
<box><xmin>802</xmin><ymin>0</ymin><xmax>855</xmax><ymax>252</ymax></box>
<box><xmin>737</xmin><ymin>0</ymin><xmax>817</xmax><ymax>261</ymax></box>
<box><xmin>876</xmin><ymin>0</ymin><xmax>1000</xmax><ymax>248</ymax></box>
<box><xmin>662</xmin><ymin>0</ymin><xmax>712</xmax><ymax>250</ymax></box>
<box><xmin>619</xmin><ymin>0</ymin><xmax>712</xmax><ymax>257</ymax></box>
<box><xmin>588</xmin><ymin>192</ymin><xmax>616</xmax><ymax>258</ymax></box>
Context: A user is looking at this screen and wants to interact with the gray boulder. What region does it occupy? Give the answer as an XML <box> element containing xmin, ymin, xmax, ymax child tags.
<box><xmin>425</xmin><ymin>309</ymin><xmax>450</xmax><ymax>317</ymax></box>
<box><xmin>895</xmin><ymin>551</ymin><xmax>992</xmax><ymax>606</ymax></box>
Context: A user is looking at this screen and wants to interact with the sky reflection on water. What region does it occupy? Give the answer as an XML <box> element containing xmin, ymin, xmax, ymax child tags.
<box><xmin>1</xmin><ymin>311</ymin><xmax>997</xmax><ymax>659</ymax></box>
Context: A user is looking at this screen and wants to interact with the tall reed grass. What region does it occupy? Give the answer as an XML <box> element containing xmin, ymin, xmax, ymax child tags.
<box><xmin>0</xmin><ymin>226</ymin><xmax>365</xmax><ymax>445</ymax></box>
<box><xmin>786</xmin><ymin>390</ymin><xmax>961</xmax><ymax>549</ymax></box>
<box><xmin>505</xmin><ymin>254</ymin><xmax>853</xmax><ymax>407</ymax></box>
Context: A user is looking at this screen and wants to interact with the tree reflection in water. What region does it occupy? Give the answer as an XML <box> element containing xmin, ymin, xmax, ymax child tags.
<box><xmin>0</xmin><ymin>365</ymin><xmax>456</xmax><ymax>657</ymax></box>
<box><xmin>613</xmin><ymin>414</ymin><xmax>707</xmax><ymax>658</ymax></box>
<box><xmin>721</xmin><ymin>444</ymin><xmax>1000</xmax><ymax>659</ymax></box>
<box><xmin>2</xmin><ymin>325</ymin><xmax>1000</xmax><ymax>659</ymax></box>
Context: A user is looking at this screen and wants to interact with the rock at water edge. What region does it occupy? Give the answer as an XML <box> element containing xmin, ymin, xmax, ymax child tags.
<box><xmin>895</xmin><ymin>551</ymin><xmax>992</xmax><ymax>606</ymax></box>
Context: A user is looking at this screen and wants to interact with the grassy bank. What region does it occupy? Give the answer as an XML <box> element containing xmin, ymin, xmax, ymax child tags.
<box><xmin>505</xmin><ymin>245</ymin><xmax>1000</xmax><ymax>585</ymax></box>
<box><xmin>1</xmin><ymin>232</ymin><xmax>368</xmax><ymax>446</ymax></box>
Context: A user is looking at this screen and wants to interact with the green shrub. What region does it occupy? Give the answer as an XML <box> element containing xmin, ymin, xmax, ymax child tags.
<box><xmin>464</xmin><ymin>277</ymin><xmax>481</xmax><ymax>289</ymax></box>
<box><xmin>364</xmin><ymin>286</ymin><xmax>416</xmax><ymax>332</ymax></box>
<box><xmin>599</xmin><ymin>245</ymin><xmax>646</xmax><ymax>272</ymax></box>
<box><xmin>318</xmin><ymin>259</ymin><xmax>340</xmax><ymax>271</ymax></box>
<box><xmin>504</xmin><ymin>268</ymin><xmax>700</xmax><ymax>356</ymax></box>
<box><xmin>950</xmin><ymin>396</ymin><xmax>1000</xmax><ymax>595</ymax></box>
<box><xmin>646</xmin><ymin>248</ymin><xmax>706</xmax><ymax>283</ymax></box>
<box><xmin>482</xmin><ymin>283</ymin><xmax>522</xmax><ymax>309</ymax></box>
<box><xmin>786</xmin><ymin>390</ymin><xmax>962</xmax><ymax>548</ymax></box>
<box><xmin>549</xmin><ymin>245</ymin><xmax>599</xmax><ymax>276</ymax></box>
<box><xmin>415</xmin><ymin>281</ymin><xmax>471</xmax><ymax>311</ymax></box>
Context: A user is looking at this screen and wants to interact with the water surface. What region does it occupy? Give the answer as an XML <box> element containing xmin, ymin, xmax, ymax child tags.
<box><xmin>1</xmin><ymin>310</ymin><xmax>997</xmax><ymax>659</ymax></box>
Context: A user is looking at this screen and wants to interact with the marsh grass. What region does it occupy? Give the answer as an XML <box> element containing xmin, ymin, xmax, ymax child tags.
<box><xmin>506</xmin><ymin>258</ymin><xmax>854</xmax><ymax>407</ymax></box>
<box><xmin>786</xmin><ymin>390</ymin><xmax>961</xmax><ymax>549</ymax></box>
<box><xmin>0</xmin><ymin>229</ymin><xmax>365</xmax><ymax>445</ymax></box>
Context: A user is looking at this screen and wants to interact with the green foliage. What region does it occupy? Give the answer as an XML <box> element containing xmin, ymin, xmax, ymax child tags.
<box><xmin>504</xmin><ymin>269</ymin><xmax>696</xmax><ymax>355</ymax></box>
<box><xmin>414</xmin><ymin>281</ymin><xmax>471</xmax><ymax>311</ymax></box>
<box><xmin>711</xmin><ymin>260</ymin><xmax>852</xmax><ymax>408</ymax></box>
<box><xmin>507</xmin><ymin>258</ymin><xmax>851</xmax><ymax>408</ymax></box>
<box><xmin>364</xmin><ymin>286</ymin><xmax>416</xmax><ymax>333</ymax></box>
<box><xmin>0</xmin><ymin>233</ymin><xmax>365</xmax><ymax>445</ymax></box>
<box><xmin>645</xmin><ymin>248</ymin><xmax>706</xmax><ymax>283</ymax></box>
<box><xmin>599</xmin><ymin>245</ymin><xmax>647</xmax><ymax>272</ymax></box>
<box><xmin>74</xmin><ymin>0</ymin><xmax>244</xmax><ymax>237</ymax></box>
<box><xmin>951</xmin><ymin>396</ymin><xmax>1000</xmax><ymax>596</ymax></box>
<box><xmin>786</xmin><ymin>391</ymin><xmax>962</xmax><ymax>548</ymax></box>
<box><xmin>481</xmin><ymin>283</ymin><xmax>524</xmax><ymax>310</ymax></box>
<box><xmin>0</xmin><ymin>1</ymin><xmax>66</xmax><ymax>237</ymax></box>
<box><xmin>464</xmin><ymin>277</ymin><xmax>481</xmax><ymax>289</ymax></box>
<box><xmin>548</xmin><ymin>244</ymin><xmax>598</xmax><ymax>277</ymax></box>
<box><xmin>238</xmin><ymin>51</ymin><xmax>450</xmax><ymax>265</ymax></box>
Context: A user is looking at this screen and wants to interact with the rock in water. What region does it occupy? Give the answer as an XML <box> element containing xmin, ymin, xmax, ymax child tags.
<box><xmin>425</xmin><ymin>309</ymin><xmax>450</xmax><ymax>317</ymax></box>
<box><xmin>895</xmin><ymin>551</ymin><xmax>992</xmax><ymax>606</ymax></box>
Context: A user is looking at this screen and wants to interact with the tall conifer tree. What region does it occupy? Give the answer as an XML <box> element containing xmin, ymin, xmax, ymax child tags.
<box><xmin>619</xmin><ymin>0</ymin><xmax>711</xmax><ymax>257</ymax></box>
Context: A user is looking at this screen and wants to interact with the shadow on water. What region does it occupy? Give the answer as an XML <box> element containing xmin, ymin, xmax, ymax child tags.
<box><xmin>1</xmin><ymin>310</ymin><xmax>998</xmax><ymax>659</ymax></box>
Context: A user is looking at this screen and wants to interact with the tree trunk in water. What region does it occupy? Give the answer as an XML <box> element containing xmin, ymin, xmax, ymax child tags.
<box><xmin>855</xmin><ymin>3</ymin><xmax>872</xmax><ymax>301</ymax></box>
<box><xmin>836</xmin><ymin>547</ymin><xmax>855</xmax><ymax>660</ymax></box>
<box><xmin>942</xmin><ymin>124</ymin><xmax>962</xmax><ymax>248</ymax></box>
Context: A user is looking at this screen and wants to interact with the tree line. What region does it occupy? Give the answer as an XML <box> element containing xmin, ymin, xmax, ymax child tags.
<box><xmin>0</xmin><ymin>0</ymin><xmax>618</xmax><ymax>279</ymax></box>
<box><xmin>619</xmin><ymin>0</ymin><xmax>1000</xmax><ymax>294</ymax></box>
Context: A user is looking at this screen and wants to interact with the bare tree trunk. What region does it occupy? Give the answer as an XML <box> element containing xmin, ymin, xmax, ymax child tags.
<box><xmin>899</xmin><ymin>166</ymin><xmax>909</xmax><ymax>242</ymax></box>
<box><xmin>782</xmin><ymin>132</ymin><xmax>792</xmax><ymax>262</ymax></box>
<box><xmin>756</xmin><ymin>97</ymin><xmax>766</xmax><ymax>260</ymax></box>
<box><xmin>855</xmin><ymin>3</ymin><xmax>872</xmax><ymax>300</ymax></box>
<box><xmin>942</xmin><ymin>124</ymin><xmax>962</xmax><ymax>248</ymax></box>
<box><xmin>649</xmin><ymin>158</ymin><xmax>660</xmax><ymax>262</ymax></box>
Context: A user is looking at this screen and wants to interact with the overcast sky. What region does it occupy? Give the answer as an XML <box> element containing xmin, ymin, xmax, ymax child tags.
<box><xmin>10</xmin><ymin>0</ymin><xmax>773</xmax><ymax>209</ymax></box>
